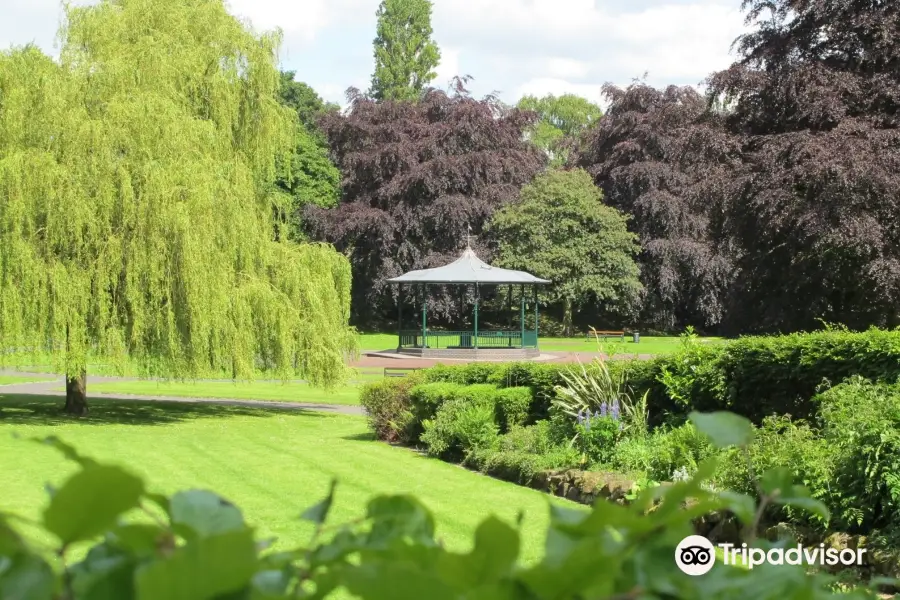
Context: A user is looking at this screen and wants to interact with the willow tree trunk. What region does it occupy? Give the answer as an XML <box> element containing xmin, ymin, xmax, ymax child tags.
<box><xmin>64</xmin><ymin>371</ymin><xmax>88</xmax><ymax>416</ymax></box>
<box><xmin>563</xmin><ymin>297</ymin><xmax>573</xmax><ymax>337</ymax></box>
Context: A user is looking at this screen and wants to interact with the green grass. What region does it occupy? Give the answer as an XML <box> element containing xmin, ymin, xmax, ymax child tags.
<box><xmin>0</xmin><ymin>374</ymin><xmax>54</xmax><ymax>385</ymax></box>
<box><xmin>358</xmin><ymin>332</ymin><xmax>720</xmax><ymax>355</ymax></box>
<box><xmin>0</xmin><ymin>395</ymin><xmax>579</xmax><ymax>569</ymax></box>
<box><xmin>65</xmin><ymin>379</ymin><xmax>364</xmax><ymax>405</ymax></box>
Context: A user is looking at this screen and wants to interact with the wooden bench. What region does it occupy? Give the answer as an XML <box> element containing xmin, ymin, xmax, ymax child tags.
<box><xmin>586</xmin><ymin>328</ymin><xmax>625</xmax><ymax>342</ymax></box>
<box><xmin>384</xmin><ymin>367</ymin><xmax>421</xmax><ymax>378</ymax></box>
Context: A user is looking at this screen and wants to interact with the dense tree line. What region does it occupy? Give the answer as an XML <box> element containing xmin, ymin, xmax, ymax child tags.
<box><xmin>301</xmin><ymin>0</ymin><xmax>899</xmax><ymax>334</ymax></box>
<box><xmin>709</xmin><ymin>0</ymin><xmax>900</xmax><ymax>333</ymax></box>
<box><xmin>574</xmin><ymin>84</ymin><xmax>740</xmax><ymax>332</ymax></box>
<box><xmin>304</xmin><ymin>83</ymin><xmax>546</xmax><ymax>326</ymax></box>
<box><xmin>17</xmin><ymin>0</ymin><xmax>893</xmax><ymax>343</ymax></box>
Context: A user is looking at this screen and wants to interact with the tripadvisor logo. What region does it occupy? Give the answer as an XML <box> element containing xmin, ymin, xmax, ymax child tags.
<box><xmin>675</xmin><ymin>535</ymin><xmax>867</xmax><ymax>576</ymax></box>
<box><xmin>676</xmin><ymin>535</ymin><xmax>716</xmax><ymax>575</ymax></box>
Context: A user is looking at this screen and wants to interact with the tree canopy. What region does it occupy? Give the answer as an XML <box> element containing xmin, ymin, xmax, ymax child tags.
<box><xmin>574</xmin><ymin>83</ymin><xmax>740</xmax><ymax>332</ymax></box>
<box><xmin>517</xmin><ymin>94</ymin><xmax>603</xmax><ymax>167</ymax></box>
<box><xmin>275</xmin><ymin>73</ymin><xmax>341</xmax><ymax>220</ymax></box>
<box><xmin>707</xmin><ymin>0</ymin><xmax>900</xmax><ymax>333</ymax></box>
<box><xmin>488</xmin><ymin>168</ymin><xmax>642</xmax><ymax>334</ymax></box>
<box><xmin>369</xmin><ymin>0</ymin><xmax>441</xmax><ymax>102</ymax></box>
<box><xmin>306</xmin><ymin>87</ymin><xmax>547</xmax><ymax>325</ymax></box>
<box><xmin>0</xmin><ymin>0</ymin><xmax>356</xmax><ymax>414</ymax></box>
<box><xmin>278</xmin><ymin>72</ymin><xmax>339</xmax><ymax>136</ymax></box>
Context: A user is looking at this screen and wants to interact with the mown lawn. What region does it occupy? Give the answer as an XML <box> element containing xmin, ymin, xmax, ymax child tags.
<box><xmin>0</xmin><ymin>374</ymin><xmax>54</xmax><ymax>385</ymax></box>
<box><xmin>63</xmin><ymin>379</ymin><xmax>364</xmax><ymax>405</ymax></box>
<box><xmin>0</xmin><ymin>395</ymin><xmax>577</xmax><ymax>571</ymax></box>
<box><xmin>358</xmin><ymin>332</ymin><xmax>719</xmax><ymax>355</ymax></box>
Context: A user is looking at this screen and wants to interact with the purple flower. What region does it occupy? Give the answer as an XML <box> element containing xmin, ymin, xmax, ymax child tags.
<box><xmin>576</xmin><ymin>409</ymin><xmax>584</xmax><ymax>425</ymax></box>
<box><xmin>600</xmin><ymin>402</ymin><xmax>608</xmax><ymax>417</ymax></box>
<box><xmin>611</xmin><ymin>400</ymin><xmax>620</xmax><ymax>421</ymax></box>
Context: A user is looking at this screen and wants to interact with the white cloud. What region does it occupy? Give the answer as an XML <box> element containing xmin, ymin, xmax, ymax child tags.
<box><xmin>433</xmin><ymin>46</ymin><xmax>461</xmax><ymax>89</ymax></box>
<box><xmin>2</xmin><ymin>0</ymin><xmax>753</xmax><ymax>108</ymax></box>
<box><xmin>225</xmin><ymin>0</ymin><xmax>374</xmax><ymax>44</ymax></box>
<box><xmin>515</xmin><ymin>78</ymin><xmax>603</xmax><ymax>102</ymax></box>
<box><xmin>537</xmin><ymin>58</ymin><xmax>592</xmax><ymax>80</ymax></box>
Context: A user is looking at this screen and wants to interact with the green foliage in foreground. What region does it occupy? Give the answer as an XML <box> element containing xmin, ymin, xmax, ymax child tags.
<box><xmin>0</xmin><ymin>413</ymin><xmax>885</xmax><ymax>599</ymax></box>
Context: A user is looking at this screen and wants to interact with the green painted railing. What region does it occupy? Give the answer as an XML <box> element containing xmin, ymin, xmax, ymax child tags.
<box><xmin>398</xmin><ymin>330</ymin><xmax>538</xmax><ymax>350</ymax></box>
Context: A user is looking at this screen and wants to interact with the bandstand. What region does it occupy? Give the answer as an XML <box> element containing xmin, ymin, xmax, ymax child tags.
<box><xmin>387</xmin><ymin>245</ymin><xmax>550</xmax><ymax>360</ymax></box>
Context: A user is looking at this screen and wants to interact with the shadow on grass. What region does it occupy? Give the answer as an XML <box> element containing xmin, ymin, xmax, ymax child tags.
<box><xmin>341</xmin><ymin>431</ymin><xmax>377</xmax><ymax>442</ymax></box>
<box><xmin>0</xmin><ymin>394</ymin><xmax>326</xmax><ymax>427</ymax></box>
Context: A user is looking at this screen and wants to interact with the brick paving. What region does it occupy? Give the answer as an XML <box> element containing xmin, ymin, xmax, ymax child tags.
<box><xmin>350</xmin><ymin>350</ymin><xmax>655</xmax><ymax>369</ymax></box>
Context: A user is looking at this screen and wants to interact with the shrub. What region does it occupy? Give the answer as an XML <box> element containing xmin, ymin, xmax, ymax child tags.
<box><xmin>420</xmin><ymin>392</ymin><xmax>499</xmax><ymax>460</ymax></box>
<box><xmin>365</xmin><ymin>328</ymin><xmax>900</xmax><ymax>449</ymax></box>
<box><xmin>486</xmin><ymin>362</ymin><xmax>563</xmax><ymax>419</ymax></box>
<box><xmin>493</xmin><ymin>386</ymin><xmax>532</xmax><ymax>431</ymax></box>
<box><xmin>409</xmin><ymin>381</ymin><xmax>470</xmax><ymax>424</ymax></box>
<box><xmin>422</xmin><ymin>363</ymin><xmax>499</xmax><ymax>385</ymax></box>
<box><xmin>574</xmin><ymin>413</ymin><xmax>621</xmax><ymax>467</ymax></box>
<box><xmin>497</xmin><ymin>420</ymin><xmax>558</xmax><ymax>456</ymax></box>
<box><xmin>817</xmin><ymin>377</ymin><xmax>900</xmax><ymax>533</ymax></box>
<box><xmin>611</xmin><ymin>422</ymin><xmax>717</xmax><ymax>483</ymax></box>
<box><xmin>659</xmin><ymin>328</ymin><xmax>900</xmax><ymax>423</ymax></box>
<box><xmin>464</xmin><ymin>421</ymin><xmax>580</xmax><ymax>484</ymax></box>
<box><xmin>416</xmin><ymin>360</ymin><xmax>669</xmax><ymax>426</ymax></box>
<box><xmin>359</xmin><ymin>373</ymin><xmax>425</xmax><ymax>443</ymax></box>
<box><xmin>714</xmin><ymin>415</ymin><xmax>831</xmax><ymax>527</ymax></box>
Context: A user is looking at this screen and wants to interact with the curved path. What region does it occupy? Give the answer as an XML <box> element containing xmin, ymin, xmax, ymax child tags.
<box><xmin>0</xmin><ymin>350</ymin><xmax>653</xmax><ymax>417</ymax></box>
<box><xmin>0</xmin><ymin>373</ymin><xmax>365</xmax><ymax>416</ymax></box>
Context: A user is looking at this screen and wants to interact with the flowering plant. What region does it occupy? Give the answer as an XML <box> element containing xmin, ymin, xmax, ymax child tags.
<box><xmin>574</xmin><ymin>405</ymin><xmax>623</xmax><ymax>465</ymax></box>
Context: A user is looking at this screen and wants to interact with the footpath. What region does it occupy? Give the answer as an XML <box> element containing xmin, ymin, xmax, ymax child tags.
<box><xmin>0</xmin><ymin>371</ymin><xmax>365</xmax><ymax>416</ymax></box>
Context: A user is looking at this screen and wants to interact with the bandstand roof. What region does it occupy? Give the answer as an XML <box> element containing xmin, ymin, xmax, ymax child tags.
<box><xmin>387</xmin><ymin>247</ymin><xmax>551</xmax><ymax>285</ymax></box>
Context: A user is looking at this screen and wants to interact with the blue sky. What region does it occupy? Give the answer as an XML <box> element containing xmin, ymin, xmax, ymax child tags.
<box><xmin>2</xmin><ymin>0</ymin><xmax>750</xmax><ymax>107</ymax></box>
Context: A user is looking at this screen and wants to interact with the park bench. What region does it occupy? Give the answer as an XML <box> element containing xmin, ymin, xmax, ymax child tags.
<box><xmin>384</xmin><ymin>367</ymin><xmax>421</xmax><ymax>378</ymax></box>
<box><xmin>585</xmin><ymin>328</ymin><xmax>625</xmax><ymax>342</ymax></box>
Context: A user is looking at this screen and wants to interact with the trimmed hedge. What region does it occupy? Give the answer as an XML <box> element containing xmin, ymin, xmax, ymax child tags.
<box><xmin>358</xmin><ymin>372</ymin><xmax>425</xmax><ymax>444</ymax></box>
<box><xmin>361</xmin><ymin>328</ymin><xmax>900</xmax><ymax>437</ymax></box>
<box><xmin>658</xmin><ymin>328</ymin><xmax>900</xmax><ymax>422</ymax></box>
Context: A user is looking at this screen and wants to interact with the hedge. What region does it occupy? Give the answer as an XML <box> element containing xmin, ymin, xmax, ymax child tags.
<box><xmin>361</xmin><ymin>328</ymin><xmax>900</xmax><ymax>437</ymax></box>
<box><xmin>361</xmin><ymin>379</ymin><xmax>535</xmax><ymax>445</ymax></box>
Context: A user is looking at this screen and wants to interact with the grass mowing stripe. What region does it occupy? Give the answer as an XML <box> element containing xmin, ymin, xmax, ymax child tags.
<box><xmin>77</xmin><ymin>380</ymin><xmax>361</xmax><ymax>405</ymax></box>
<box><xmin>0</xmin><ymin>374</ymin><xmax>55</xmax><ymax>386</ymax></box>
<box><xmin>0</xmin><ymin>395</ymin><xmax>579</xmax><ymax>576</ymax></box>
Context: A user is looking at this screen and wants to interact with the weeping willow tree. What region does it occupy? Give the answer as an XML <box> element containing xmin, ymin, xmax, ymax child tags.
<box><xmin>0</xmin><ymin>0</ymin><xmax>357</xmax><ymax>416</ymax></box>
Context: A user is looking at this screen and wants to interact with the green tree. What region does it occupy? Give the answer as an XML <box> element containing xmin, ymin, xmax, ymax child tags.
<box><xmin>488</xmin><ymin>169</ymin><xmax>642</xmax><ymax>335</ymax></box>
<box><xmin>278</xmin><ymin>72</ymin><xmax>339</xmax><ymax>135</ymax></box>
<box><xmin>369</xmin><ymin>0</ymin><xmax>441</xmax><ymax>102</ymax></box>
<box><xmin>517</xmin><ymin>94</ymin><xmax>603</xmax><ymax>166</ymax></box>
<box><xmin>0</xmin><ymin>0</ymin><xmax>356</xmax><ymax>416</ymax></box>
<box><xmin>276</xmin><ymin>73</ymin><xmax>341</xmax><ymax>221</ymax></box>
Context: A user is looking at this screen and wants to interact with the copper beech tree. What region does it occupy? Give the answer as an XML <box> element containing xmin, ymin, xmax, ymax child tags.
<box><xmin>709</xmin><ymin>0</ymin><xmax>900</xmax><ymax>333</ymax></box>
<box><xmin>0</xmin><ymin>0</ymin><xmax>356</xmax><ymax>415</ymax></box>
<box><xmin>306</xmin><ymin>82</ymin><xmax>547</xmax><ymax>325</ymax></box>
<box><xmin>574</xmin><ymin>83</ymin><xmax>741</xmax><ymax>332</ymax></box>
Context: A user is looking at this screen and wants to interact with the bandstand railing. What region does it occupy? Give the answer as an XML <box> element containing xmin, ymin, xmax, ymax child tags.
<box><xmin>398</xmin><ymin>330</ymin><xmax>538</xmax><ymax>350</ymax></box>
